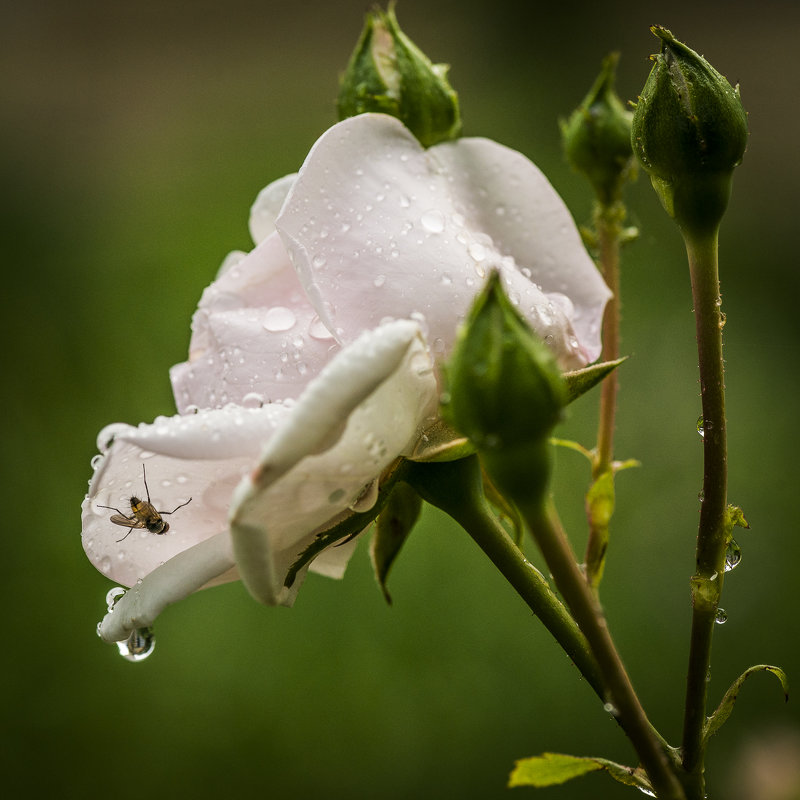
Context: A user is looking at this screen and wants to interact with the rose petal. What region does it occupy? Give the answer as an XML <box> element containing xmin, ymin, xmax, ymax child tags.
<box><xmin>170</xmin><ymin>232</ymin><xmax>338</xmax><ymax>412</ymax></box>
<box><xmin>96</xmin><ymin>532</ymin><xmax>235</xmax><ymax>643</ymax></box>
<box><xmin>229</xmin><ymin>319</ymin><xmax>438</xmax><ymax>606</ymax></box>
<box><xmin>276</xmin><ymin>113</ymin><xmax>610</xmax><ymax>368</ymax></box>
<box><xmin>426</xmin><ymin>136</ymin><xmax>611</xmax><ymax>361</ymax></box>
<box><xmin>248</xmin><ymin>173</ymin><xmax>298</xmax><ymax>245</ymax></box>
<box><xmin>82</xmin><ymin>404</ymin><xmax>289</xmax><ymax>588</ymax></box>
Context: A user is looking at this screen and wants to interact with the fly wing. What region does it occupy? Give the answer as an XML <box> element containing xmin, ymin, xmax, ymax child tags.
<box><xmin>109</xmin><ymin>514</ymin><xmax>144</xmax><ymax>528</ymax></box>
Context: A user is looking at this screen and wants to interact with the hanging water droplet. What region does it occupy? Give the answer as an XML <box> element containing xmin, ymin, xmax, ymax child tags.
<box><xmin>715</xmin><ymin>608</ymin><xmax>728</xmax><ymax>625</ymax></box>
<box><xmin>263</xmin><ymin>306</ymin><xmax>296</xmax><ymax>332</ymax></box>
<box><xmin>724</xmin><ymin>539</ymin><xmax>742</xmax><ymax>572</ymax></box>
<box><xmin>420</xmin><ymin>209</ymin><xmax>445</xmax><ymax>233</ymax></box>
<box><xmin>637</xmin><ymin>788</ymin><xmax>656</xmax><ymax>797</ymax></box>
<box><xmin>105</xmin><ymin>586</ymin><xmax>126</xmax><ymax>612</ymax></box>
<box><xmin>117</xmin><ymin>627</ymin><xmax>156</xmax><ymax>662</ymax></box>
<box><xmin>696</xmin><ymin>416</ymin><xmax>705</xmax><ymax>437</ymax></box>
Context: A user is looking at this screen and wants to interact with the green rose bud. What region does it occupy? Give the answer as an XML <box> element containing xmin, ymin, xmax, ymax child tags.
<box><xmin>445</xmin><ymin>272</ymin><xmax>567</xmax><ymax>504</ymax></box>
<box><xmin>337</xmin><ymin>4</ymin><xmax>462</xmax><ymax>148</ymax></box>
<box><xmin>631</xmin><ymin>26</ymin><xmax>748</xmax><ymax>236</ymax></box>
<box><xmin>561</xmin><ymin>53</ymin><xmax>635</xmax><ymax>205</ymax></box>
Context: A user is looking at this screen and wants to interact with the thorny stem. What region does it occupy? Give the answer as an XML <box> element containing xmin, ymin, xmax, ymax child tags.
<box><xmin>585</xmin><ymin>201</ymin><xmax>624</xmax><ymax>588</ymax></box>
<box><xmin>593</xmin><ymin>201</ymin><xmax>623</xmax><ymax>477</ymax></box>
<box><xmin>680</xmin><ymin>229</ymin><xmax>728</xmax><ymax>798</ymax></box>
<box><xmin>520</xmin><ymin>497</ymin><xmax>686</xmax><ymax>800</ymax></box>
<box><xmin>404</xmin><ymin>457</ymin><xmax>604</xmax><ymax>699</ymax></box>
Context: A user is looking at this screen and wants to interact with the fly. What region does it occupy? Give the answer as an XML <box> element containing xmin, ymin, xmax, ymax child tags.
<box><xmin>98</xmin><ymin>464</ymin><xmax>192</xmax><ymax>543</ymax></box>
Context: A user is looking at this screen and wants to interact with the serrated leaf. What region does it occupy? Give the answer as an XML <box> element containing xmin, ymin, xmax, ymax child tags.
<box><xmin>370</xmin><ymin>482</ymin><xmax>423</xmax><ymax>604</ymax></box>
<box><xmin>704</xmin><ymin>664</ymin><xmax>789</xmax><ymax>743</ymax></box>
<box><xmin>564</xmin><ymin>357</ymin><xmax>627</xmax><ymax>404</ymax></box>
<box><xmin>509</xmin><ymin>752</ymin><xmax>652</xmax><ymax>792</ymax></box>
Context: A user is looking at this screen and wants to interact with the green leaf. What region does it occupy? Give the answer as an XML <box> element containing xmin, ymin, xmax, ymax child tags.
<box><xmin>704</xmin><ymin>665</ymin><xmax>789</xmax><ymax>744</ymax></box>
<box><xmin>509</xmin><ymin>752</ymin><xmax>652</xmax><ymax>792</ymax></box>
<box><xmin>564</xmin><ymin>357</ymin><xmax>627</xmax><ymax>404</ymax></box>
<box><xmin>370</xmin><ymin>482</ymin><xmax>423</xmax><ymax>604</ymax></box>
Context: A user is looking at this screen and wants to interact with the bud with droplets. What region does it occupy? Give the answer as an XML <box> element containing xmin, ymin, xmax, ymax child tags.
<box><xmin>445</xmin><ymin>272</ymin><xmax>567</xmax><ymax>506</ymax></box>
<box><xmin>337</xmin><ymin>4</ymin><xmax>461</xmax><ymax>148</ymax></box>
<box><xmin>631</xmin><ymin>26</ymin><xmax>748</xmax><ymax>236</ymax></box>
<box><xmin>561</xmin><ymin>53</ymin><xmax>635</xmax><ymax>204</ymax></box>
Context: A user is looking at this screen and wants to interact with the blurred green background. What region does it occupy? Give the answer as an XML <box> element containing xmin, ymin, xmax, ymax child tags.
<box><xmin>3</xmin><ymin>0</ymin><xmax>798</xmax><ymax>797</ymax></box>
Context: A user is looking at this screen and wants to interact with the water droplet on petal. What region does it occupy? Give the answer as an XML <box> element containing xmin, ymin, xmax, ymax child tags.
<box><xmin>715</xmin><ymin>608</ymin><xmax>728</xmax><ymax>625</ymax></box>
<box><xmin>328</xmin><ymin>488</ymin><xmax>346</xmax><ymax>504</ymax></box>
<box><xmin>263</xmin><ymin>306</ymin><xmax>297</xmax><ymax>332</ymax></box>
<box><xmin>420</xmin><ymin>209</ymin><xmax>445</xmax><ymax>233</ymax></box>
<box><xmin>117</xmin><ymin>627</ymin><xmax>156</xmax><ymax>662</ymax></box>
<box><xmin>309</xmin><ymin>316</ymin><xmax>334</xmax><ymax>341</ymax></box>
<box><xmin>373</xmin><ymin>274</ymin><xmax>386</xmax><ymax>288</ymax></box>
<box><xmin>105</xmin><ymin>586</ymin><xmax>126</xmax><ymax>612</ymax></box>
<box><xmin>724</xmin><ymin>539</ymin><xmax>742</xmax><ymax>572</ymax></box>
<box><xmin>242</xmin><ymin>392</ymin><xmax>264</xmax><ymax>408</ymax></box>
<box><xmin>468</xmin><ymin>241</ymin><xmax>487</xmax><ymax>262</ymax></box>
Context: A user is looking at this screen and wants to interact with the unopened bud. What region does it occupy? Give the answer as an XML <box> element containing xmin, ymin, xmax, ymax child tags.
<box><xmin>631</xmin><ymin>27</ymin><xmax>748</xmax><ymax>236</ymax></box>
<box><xmin>561</xmin><ymin>53</ymin><xmax>635</xmax><ymax>204</ymax></box>
<box><xmin>337</xmin><ymin>5</ymin><xmax>461</xmax><ymax>148</ymax></box>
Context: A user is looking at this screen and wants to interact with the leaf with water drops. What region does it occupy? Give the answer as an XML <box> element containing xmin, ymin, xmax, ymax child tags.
<box><xmin>704</xmin><ymin>664</ymin><xmax>789</xmax><ymax>745</ymax></box>
<box><xmin>508</xmin><ymin>752</ymin><xmax>653</xmax><ymax>793</ymax></box>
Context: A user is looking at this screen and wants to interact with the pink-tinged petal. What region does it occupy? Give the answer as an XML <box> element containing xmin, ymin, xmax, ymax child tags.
<box><xmin>229</xmin><ymin>320</ymin><xmax>438</xmax><ymax>606</ymax></box>
<box><xmin>82</xmin><ymin>404</ymin><xmax>289</xmax><ymax>589</ymax></box>
<box><xmin>96</xmin><ymin>533</ymin><xmax>235</xmax><ymax>643</ymax></box>
<box><xmin>276</xmin><ymin>113</ymin><xmax>609</xmax><ymax>369</ymax></box>
<box><xmin>248</xmin><ymin>173</ymin><xmax>297</xmax><ymax>245</ymax></box>
<box><xmin>170</xmin><ymin>232</ymin><xmax>339</xmax><ymax>413</ymax></box>
<box><xmin>427</xmin><ymin>137</ymin><xmax>610</xmax><ymax>361</ymax></box>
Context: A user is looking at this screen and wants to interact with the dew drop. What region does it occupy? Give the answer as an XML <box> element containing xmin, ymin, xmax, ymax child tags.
<box><xmin>117</xmin><ymin>627</ymin><xmax>156</xmax><ymax>662</ymax></box>
<box><xmin>374</xmin><ymin>274</ymin><xmax>386</xmax><ymax>288</ymax></box>
<box><xmin>420</xmin><ymin>209</ymin><xmax>445</xmax><ymax>233</ymax></box>
<box><xmin>105</xmin><ymin>586</ymin><xmax>126</xmax><ymax>612</ymax></box>
<box><xmin>715</xmin><ymin>608</ymin><xmax>728</xmax><ymax>625</ymax></box>
<box><xmin>637</xmin><ymin>788</ymin><xmax>656</xmax><ymax>797</ymax></box>
<box><xmin>242</xmin><ymin>392</ymin><xmax>264</xmax><ymax>408</ymax></box>
<box><xmin>309</xmin><ymin>315</ymin><xmax>334</xmax><ymax>341</ymax></box>
<box><xmin>724</xmin><ymin>539</ymin><xmax>742</xmax><ymax>572</ymax></box>
<box><xmin>328</xmin><ymin>488</ymin><xmax>346</xmax><ymax>504</ymax></box>
<box><xmin>468</xmin><ymin>241</ymin><xmax>487</xmax><ymax>262</ymax></box>
<box><xmin>263</xmin><ymin>307</ymin><xmax>296</xmax><ymax>332</ymax></box>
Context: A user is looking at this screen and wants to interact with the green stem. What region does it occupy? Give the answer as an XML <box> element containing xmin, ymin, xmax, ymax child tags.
<box><xmin>404</xmin><ymin>457</ymin><xmax>604</xmax><ymax>699</ymax></box>
<box><xmin>518</xmin><ymin>496</ymin><xmax>686</xmax><ymax>800</ymax></box>
<box><xmin>680</xmin><ymin>228</ymin><xmax>728</xmax><ymax>796</ymax></box>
